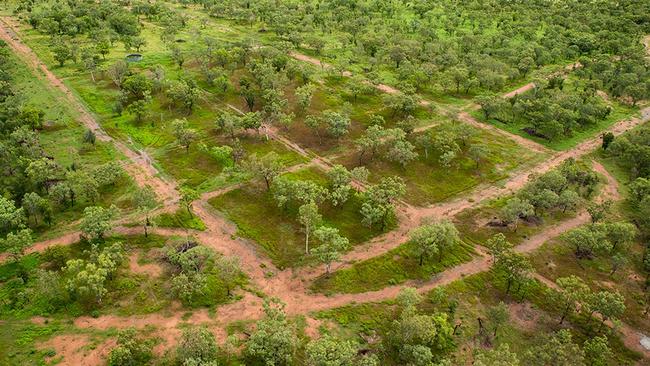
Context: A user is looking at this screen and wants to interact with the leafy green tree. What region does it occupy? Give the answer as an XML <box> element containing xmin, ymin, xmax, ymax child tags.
<box><xmin>176</xmin><ymin>326</ymin><xmax>219</xmax><ymax>365</ymax></box>
<box><xmin>587</xmin><ymin>200</ymin><xmax>612</xmax><ymax>223</ymax></box>
<box><xmin>167</xmin><ymin>79</ymin><xmax>199</xmax><ymax>113</ymax></box>
<box><xmin>132</xmin><ymin>185</ymin><xmax>158</xmax><ymax>237</ymax></box>
<box><xmin>92</xmin><ymin>161</ymin><xmax>124</xmax><ymax>187</ymax></box>
<box><xmin>327</xmin><ymin>165</ymin><xmax>353</xmax><ymax>207</ymax></box>
<box><xmin>486</xmin><ymin>233</ymin><xmax>513</xmax><ymax>263</ymax></box>
<box><xmin>52</xmin><ymin>40</ymin><xmax>72</xmax><ymax>66</ymax></box>
<box><xmin>524</xmin><ymin>330</ymin><xmax>585</xmax><ymax>366</ymax></box>
<box><xmin>410</xmin><ymin>221</ymin><xmax>460</xmax><ymax>265</ymax></box>
<box><xmin>468</xmin><ymin>144</ymin><xmax>488</xmax><ymax>169</ymax></box>
<box><xmin>245</xmin><ymin>152</ymin><xmax>283</xmax><ymax>190</ymax></box>
<box><xmin>551</xmin><ymin>275</ymin><xmax>590</xmax><ymax>325</ymax></box>
<box><xmin>564</xmin><ymin>226</ymin><xmax>611</xmax><ymax>259</ymax></box>
<box><xmin>474</xmin><ymin>344</ymin><xmax>520</xmax><ymax>366</ymax></box>
<box><xmin>126</xmin><ymin>98</ymin><xmax>150</xmax><ymax>123</ymax></box>
<box><xmin>486</xmin><ymin>301</ymin><xmax>509</xmax><ymax>340</ymax></box>
<box><xmin>26</xmin><ymin>158</ymin><xmax>59</xmax><ymax>193</ymax></box>
<box><xmin>66</xmin><ymin>170</ymin><xmax>100</xmax><ymax>205</ymax></box>
<box><xmin>172</xmin><ymin>119</ymin><xmax>198</xmax><ymax>152</ymax></box>
<box><xmin>493</xmin><ymin>248</ymin><xmax>532</xmax><ymax>295</ymax></box>
<box><xmin>107</xmin><ymin>60</ymin><xmax>129</xmax><ymax>88</ymax></box>
<box><xmin>180</xmin><ymin>187</ymin><xmax>199</xmax><ymax>216</ymax></box>
<box><xmin>295</xmin><ymin>83</ymin><xmax>315</xmax><ymax>113</ymax></box>
<box><xmin>2</xmin><ymin>228</ymin><xmax>33</xmax><ymax>262</ymax></box>
<box><xmin>64</xmin><ymin>260</ymin><xmax>108</xmax><ymax>306</ymax></box>
<box><xmin>80</xmin><ymin>205</ymin><xmax>117</xmax><ymax>241</ymax></box>
<box><xmin>388</xmin><ymin>139</ymin><xmax>418</xmax><ymax>168</ymax></box>
<box><xmin>500</xmin><ymin>198</ymin><xmax>534</xmax><ymax>232</ymax></box>
<box><xmin>360</xmin><ymin>177</ymin><xmax>406</xmax><ymax>229</ymax></box>
<box><xmin>299</xmin><ymin>202</ymin><xmax>322</xmax><ymax>254</ymax></box>
<box><xmin>312</xmin><ymin>226</ymin><xmax>350</xmax><ymax>274</ymax></box>
<box><xmin>108</xmin><ymin>328</ymin><xmax>153</xmax><ymax>366</ymax></box>
<box><xmin>214</xmin><ymin>256</ymin><xmax>241</xmax><ymax>297</ymax></box>
<box><xmin>587</xmin><ymin>290</ymin><xmax>626</xmax><ymax>331</ymax></box>
<box><xmin>0</xmin><ymin>197</ymin><xmax>26</xmax><ymax>234</ymax></box>
<box><xmin>322</xmin><ymin>110</ymin><xmax>351</xmax><ymax>139</ymax></box>
<box><xmin>305</xmin><ymin>336</ymin><xmax>356</xmax><ymax>366</ymax></box>
<box><xmin>171</xmin><ymin>272</ymin><xmax>207</xmax><ymax>305</ymax></box>
<box><xmin>22</xmin><ymin>192</ymin><xmax>50</xmax><ymax>226</ymax></box>
<box><xmin>583</xmin><ymin>336</ymin><xmax>611</xmax><ymax>366</ymax></box>
<box><xmin>245</xmin><ymin>298</ymin><xmax>297</xmax><ymax>366</ymax></box>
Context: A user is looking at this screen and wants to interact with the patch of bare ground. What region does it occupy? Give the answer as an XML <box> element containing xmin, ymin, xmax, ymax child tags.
<box><xmin>39</xmin><ymin>335</ymin><xmax>116</xmax><ymax>366</ymax></box>
<box><xmin>128</xmin><ymin>252</ymin><xmax>163</xmax><ymax>277</ymax></box>
<box><xmin>508</xmin><ymin>302</ymin><xmax>542</xmax><ymax>331</ymax></box>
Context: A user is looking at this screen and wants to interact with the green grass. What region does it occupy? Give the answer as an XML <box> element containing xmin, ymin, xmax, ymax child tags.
<box><xmin>336</xmin><ymin>126</ymin><xmax>544</xmax><ymax>205</ymax></box>
<box><xmin>453</xmin><ymin>195</ymin><xmax>578</xmax><ymax>247</ymax></box>
<box><xmin>208</xmin><ymin>167</ymin><xmax>384</xmax><ymax>269</ymax></box>
<box><xmin>154</xmin><ymin>208</ymin><xmax>207</xmax><ymax>231</ymax></box>
<box><xmin>311</xmin><ymin>240</ymin><xmax>476</xmax><ymax>295</ymax></box>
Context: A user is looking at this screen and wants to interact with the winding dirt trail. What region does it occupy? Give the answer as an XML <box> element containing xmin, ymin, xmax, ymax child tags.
<box><xmin>0</xmin><ymin>18</ymin><xmax>178</xmax><ymax>205</ymax></box>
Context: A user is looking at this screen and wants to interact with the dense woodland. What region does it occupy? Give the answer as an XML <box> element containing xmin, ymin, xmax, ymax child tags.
<box><xmin>0</xmin><ymin>0</ymin><xmax>649</xmax><ymax>365</ymax></box>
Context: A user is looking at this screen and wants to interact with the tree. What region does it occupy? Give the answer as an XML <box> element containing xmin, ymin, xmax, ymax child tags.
<box><xmin>474</xmin><ymin>344</ymin><xmax>520</xmax><ymax>366</ymax></box>
<box><xmin>360</xmin><ymin>177</ymin><xmax>406</xmax><ymax>229</ymax></box>
<box><xmin>67</xmin><ymin>170</ymin><xmax>100</xmax><ymax>205</ymax></box>
<box><xmin>558</xmin><ymin>189</ymin><xmax>581</xmax><ymax>213</ymax></box>
<box><xmin>214</xmin><ymin>256</ymin><xmax>241</xmax><ymax>297</ymax></box>
<box><xmin>602</xmin><ymin>132</ymin><xmax>614</xmax><ymax>150</ymax></box>
<box><xmin>410</xmin><ymin>221</ymin><xmax>460</xmax><ymax>265</ymax></box>
<box><xmin>295</xmin><ymin>83</ymin><xmax>315</xmax><ymax>113</ymax></box>
<box><xmin>551</xmin><ymin>275</ymin><xmax>590</xmax><ymax>324</ymax></box>
<box><xmin>2</xmin><ymin>228</ymin><xmax>33</xmax><ymax>262</ymax></box>
<box><xmin>171</xmin><ymin>272</ymin><xmax>207</xmax><ymax>305</ymax></box>
<box><xmin>601</xmin><ymin>222</ymin><xmax>636</xmax><ymax>251</ymax></box>
<box><xmin>26</xmin><ymin>158</ymin><xmax>59</xmax><ymax>193</ymax></box>
<box><xmin>107</xmin><ymin>60</ymin><xmax>129</xmax><ymax>88</ymax></box>
<box><xmin>93</xmin><ymin>161</ymin><xmax>124</xmax><ymax>187</ymax></box>
<box><xmin>587</xmin><ymin>290</ymin><xmax>625</xmax><ymax>331</ymax></box>
<box><xmin>583</xmin><ymin>336</ymin><xmax>611</xmax><ymax>366</ymax></box>
<box><xmin>64</xmin><ymin>260</ymin><xmax>108</xmax><ymax>306</ymax></box>
<box><xmin>388</xmin><ymin>308</ymin><xmax>455</xmax><ymax>365</ymax></box>
<box><xmin>245</xmin><ymin>152</ymin><xmax>283</xmax><ymax>190</ymax></box>
<box><xmin>388</xmin><ymin>139</ymin><xmax>418</xmax><ymax>168</ymax></box>
<box><xmin>52</xmin><ymin>40</ymin><xmax>72</xmax><ymax>66</ymax></box>
<box><xmin>564</xmin><ymin>226</ymin><xmax>611</xmax><ymax>259</ymax></box>
<box><xmin>245</xmin><ymin>298</ymin><xmax>297</xmax><ymax>366</ymax></box>
<box><xmin>108</xmin><ymin>328</ymin><xmax>153</xmax><ymax>366</ymax></box>
<box><xmin>176</xmin><ymin>327</ymin><xmax>219</xmax><ymax>365</ymax></box>
<box><xmin>0</xmin><ymin>197</ymin><xmax>26</xmax><ymax>233</ymax></box>
<box><xmin>486</xmin><ymin>233</ymin><xmax>513</xmax><ymax>263</ymax></box>
<box><xmin>80</xmin><ymin>205</ymin><xmax>117</xmax><ymax>241</ymax></box>
<box><xmin>468</xmin><ymin>144</ymin><xmax>488</xmax><ymax>169</ymax></box>
<box><xmin>22</xmin><ymin>192</ymin><xmax>50</xmax><ymax>226</ymax></box>
<box><xmin>167</xmin><ymin>80</ymin><xmax>199</xmax><ymax>113</ymax></box>
<box><xmin>486</xmin><ymin>302</ymin><xmax>509</xmax><ymax>340</ymax></box>
<box><xmin>587</xmin><ymin>200</ymin><xmax>612</xmax><ymax>223</ymax></box>
<box><xmin>500</xmin><ymin>198</ymin><xmax>534</xmax><ymax>232</ymax></box>
<box><xmin>322</xmin><ymin>110</ymin><xmax>351</xmax><ymax>139</ymax></box>
<box><xmin>299</xmin><ymin>202</ymin><xmax>322</xmax><ymax>254</ymax></box>
<box><xmin>312</xmin><ymin>226</ymin><xmax>350</xmax><ymax>274</ymax></box>
<box><xmin>171</xmin><ymin>119</ymin><xmax>198</xmax><ymax>152</ymax></box>
<box><xmin>494</xmin><ymin>249</ymin><xmax>532</xmax><ymax>295</ymax></box>
<box><xmin>132</xmin><ymin>186</ymin><xmax>158</xmax><ymax>237</ymax></box>
<box><xmin>180</xmin><ymin>187</ymin><xmax>199</xmax><ymax>216</ymax></box>
<box><xmin>327</xmin><ymin>165</ymin><xmax>353</xmax><ymax>207</ymax></box>
<box><xmin>170</xmin><ymin>44</ymin><xmax>185</xmax><ymax>68</ymax></box>
<box><xmin>305</xmin><ymin>336</ymin><xmax>356</xmax><ymax>366</ymax></box>
<box><xmin>524</xmin><ymin>330</ymin><xmax>585</xmax><ymax>366</ymax></box>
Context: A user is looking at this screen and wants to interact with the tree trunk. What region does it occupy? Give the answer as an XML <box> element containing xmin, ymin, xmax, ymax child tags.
<box><xmin>305</xmin><ymin>228</ymin><xmax>310</xmax><ymax>254</ymax></box>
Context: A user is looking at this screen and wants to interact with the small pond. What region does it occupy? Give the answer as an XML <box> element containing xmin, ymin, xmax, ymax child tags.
<box><xmin>126</xmin><ymin>53</ymin><xmax>143</xmax><ymax>62</ymax></box>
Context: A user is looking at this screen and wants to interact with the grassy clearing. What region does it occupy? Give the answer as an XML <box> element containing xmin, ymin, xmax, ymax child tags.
<box><xmin>311</xmin><ymin>240</ymin><xmax>476</xmax><ymax>295</ymax></box>
<box><xmin>453</xmin><ymin>195</ymin><xmax>578</xmax><ymax>247</ymax></box>
<box><xmin>208</xmin><ymin>166</ymin><xmax>384</xmax><ymax>269</ymax></box>
<box><xmin>154</xmin><ymin>208</ymin><xmax>207</xmax><ymax>231</ymax></box>
<box><xmin>336</xmin><ymin>126</ymin><xmax>543</xmax><ymax>206</ymax></box>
